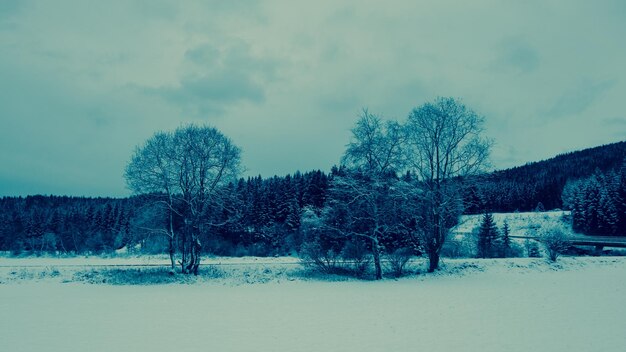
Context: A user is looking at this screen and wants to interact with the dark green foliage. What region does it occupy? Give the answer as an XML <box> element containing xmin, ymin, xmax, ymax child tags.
<box><xmin>535</xmin><ymin>202</ymin><xmax>545</xmax><ymax>212</ymax></box>
<box><xmin>525</xmin><ymin>240</ymin><xmax>541</xmax><ymax>258</ymax></box>
<box><xmin>567</xmin><ymin>160</ymin><xmax>626</xmax><ymax>236</ymax></box>
<box><xmin>499</xmin><ymin>220</ymin><xmax>512</xmax><ymax>257</ymax></box>
<box><xmin>0</xmin><ymin>195</ymin><xmax>135</xmax><ymax>255</ymax></box>
<box><xmin>476</xmin><ymin>213</ymin><xmax>499</xmax><ymax>258</ymax></box>
<box><xmin>464</xmin><ymin>141</ymin><xmax>626</xmax><ymax>213</ymax></box>
<box><xmin>0</xmin><ymin>171</ymin><xmax>330</xmax><ymax>256</ymax></box>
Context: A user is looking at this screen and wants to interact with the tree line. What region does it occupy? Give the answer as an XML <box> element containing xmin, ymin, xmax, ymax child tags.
<box><xmin>2</xmin><ymin>96</ymin><xmax>622</xmax><ymax>278</ymax></box>
<box><xmin>463</xmin><ymin>141</ymin><xmax>626</xmax><ymax>213</ymax></box>
<box><xmin>124</xmin><ymin>97</ymin><xmax>492</xmax><ymax>277</ymax></box>
<box><xmin>0</xmin><ymin>195</ymin><xmax>138</xmax><ymax>254</ymax></box>
<box><xmin>0</xmin><ymin>171</ymin><xmax>329</xmax><ymax>257</ymax></box>
<box><xmin>563</xmin><ymin>161</ymin><xmax>626</xmax><ymax>236</ymax></box>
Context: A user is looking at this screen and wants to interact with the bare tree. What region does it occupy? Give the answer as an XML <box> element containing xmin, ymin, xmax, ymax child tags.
<box><xmin>319</xmin><ymin>109</ymin><xmax>408</xmax><ymax>280</ymax></box>
<box><xmin>125</xmin><ymin>124</ymin><xmax>241</xmax><ymax>275</ymax></box>
<box><xmin>323</xmin><ymin>172</ymin><xmax>408</xmax><ymax>279</ymax></box>
<box><xmin>343</xmin><ymin>108</ymin><xmax>406</xmax><ymax>176</ymax></box>
<box><xmin>404</xmin><ymin>97</ymin><xmax>491</xmax><ymax>272</ymax></box>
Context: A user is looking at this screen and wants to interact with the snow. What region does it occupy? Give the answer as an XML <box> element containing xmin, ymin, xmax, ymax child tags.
<box><xmin>0</xmin><ymin>253</ymin><xmax>300</xmax><ymax>268</ymax></box>
<box><xmin>452</xmin><ymin>210</ymin><xmax>572</xmax><ymax>237</ymax></box>
<box><xmin>1</xmin><ymin>256</ymin><xmax>626</xmax><ymax>352</ymax></box>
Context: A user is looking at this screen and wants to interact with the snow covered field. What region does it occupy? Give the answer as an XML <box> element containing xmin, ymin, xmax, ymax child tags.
<box><xmin>453</xmin><ymin>210</ymin><xmax>572</xmax><ymax>237</ymax></box>
<box><xmin>1</xmin><ymin>256</ymin><xmax>626</xmax><ymax>352</ymax></box>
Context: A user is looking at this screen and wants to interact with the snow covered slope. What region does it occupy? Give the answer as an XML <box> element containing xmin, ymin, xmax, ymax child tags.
<box><xmin>452</xmin><ymin>210</ymin><xmax>572</xmax><ymax>238</ymax></box>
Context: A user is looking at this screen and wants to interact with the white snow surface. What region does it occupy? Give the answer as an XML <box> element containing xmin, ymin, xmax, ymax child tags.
<box><xmin>452</xmin><ymin>210</ymin><xmax>572</xmax><ymax>237</ymax></box>
<box><xmin>1</xmin><ymin>255</ymin><xmax>626</xmax><ymax>352</ymax></box>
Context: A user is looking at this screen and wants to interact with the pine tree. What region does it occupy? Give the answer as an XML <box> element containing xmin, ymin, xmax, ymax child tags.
<box><xmin>500</xmin><ymin>220</ymin><xmax>511</xmax><ymax>257</ymax></box>
<box><xmin>477</xmin><ymin>213</ymin><xmax>499</xmax><ymax>258</ymax></box>
<box><xmin>618</xmin><ymin>160</ymin><xmax>626</xmax><ymax>234</ymax></box>
<box><xmin>535</xmin><ymin>202</ymin><xmax>545</xmax><ymax>212</ymax></box>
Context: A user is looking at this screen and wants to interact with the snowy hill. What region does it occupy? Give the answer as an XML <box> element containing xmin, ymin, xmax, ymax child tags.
<box><xmin>452</xmin><ymin>210</ymin><xmax>572</xmax><ymax>238</ymax></box>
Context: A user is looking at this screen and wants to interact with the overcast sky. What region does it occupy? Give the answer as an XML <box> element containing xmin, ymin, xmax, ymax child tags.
<box><xmin>1</xmin><ymin>0</ymin><xmax>625</xmax><ymax>197</ymax></box>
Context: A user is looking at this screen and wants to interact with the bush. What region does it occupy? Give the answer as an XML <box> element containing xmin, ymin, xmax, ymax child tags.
<box><xmin>385</xmin><ymin>247</ymin><xmax>413</xmax><ymax>277</ymax></box>
<box><xmin>340</xmin><ymin>239</ymin><xmax>371</xmax><ymax>278</ymax></box>
<box><xmin>441</xmin><ymin>234</ymin><xmax>477</xmax><ymax>258</ymax></box>
<box><xmin>300</xmin><ymin>242</ymin><xmax>344</xmax><ymax>274</ymax></box>
<box><xmin>204</xmin><ymin>238</ymin><xmax>236</xmax><ymax>256</ymax></box>
<box><xmin>73</xmin><ymin>266</ymin><xmax>225</xmax><ymax>285</ymax></box>
<box><xmin>508</xmin><ymin>242</ymin><xmax>525</xmax><ymax>258</ymax></box>
<box><xmin>541</xmin><ymin>226</ymin><xmax>570</xmax><ymax>262</ymax></box>
<box><xmin>525</xmin><ymin>240</ymin><xmax>541</xmax><ymax>258</ymax></box>
<box><xmin>248</xmin><ymin>242</ymin><xmax>273</xmax><ymax>257</ymax></box>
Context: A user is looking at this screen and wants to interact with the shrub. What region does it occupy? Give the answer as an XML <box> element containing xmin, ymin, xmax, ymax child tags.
<box><xmin>300</xmin><ymin>242</ymin><xmax>344</xmax><ymax>274</ymax></box>
<box><xmin>541</xmin><ymin>226</ymin><xmax>570</xmax><ymax>262</ymax></box>
<box><xmin>340</xmin><ymin>239</ymin><xmax>371</xmax><ymax>278</ymax></box>
<box><xmin>249</xmin><ymin>242</ymin><xmax>273</xmax><ymax>257</ymax></box>
<box><xmin>442</xmin><ymin>234</ymin><xmax>477</xmax><ymax>258</ymax></box>
<box><xmin>73</xmin><ymin>266</ymin><xmax>225</xmax><ymax>285</ymax></box>
<box><xmin>525</xmin><ymin>239</ymin><xmax>541</xmax><ymax>258</ymax></box>
<box><xmin>385</xmin><ymin>247</ymin><xmax>413</xmax><ymax>278</ymax></box>
<box><xmin>508</xmin><ymin>242</ymin><xmax>525</xmax><ymax>258</ymax></box>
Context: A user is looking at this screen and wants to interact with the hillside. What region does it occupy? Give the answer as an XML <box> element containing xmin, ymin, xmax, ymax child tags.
<box><xmin>453</xmin><ymin>210</ymin><xmax>572</xmax><ymax>237</ymax></box>
<box><xmin>463</xmin><ymin>140</ymin><xmax>626</xmax><ymax>213</ymax></box>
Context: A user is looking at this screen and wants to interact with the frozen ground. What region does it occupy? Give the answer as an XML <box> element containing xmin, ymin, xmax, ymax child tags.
<box><xmin>1</xmin><ymin>256</ymin><xmax>626</xmax><ymax>352</ymax></box>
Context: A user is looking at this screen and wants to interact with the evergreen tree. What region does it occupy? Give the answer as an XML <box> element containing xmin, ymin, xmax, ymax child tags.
<box><xmin>535</xmin><ymin>202</ymin><xmax>545</xmax><ymax>212</ymax></box>
<box><xmin>500</xmin><ymin>220</ymin><xmax>511</xmax><ymax>257</ymax></box>
<box><xmin>477</xmin><ymin>213</ymin><xmax>498</xmax><ymax>258</ymax></box>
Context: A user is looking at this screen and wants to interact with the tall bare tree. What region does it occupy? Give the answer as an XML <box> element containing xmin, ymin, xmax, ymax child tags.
<box><xmin>405</xmin><ymin>97</ymin><xmax>491</xmax><ymax>272</ymax></box>
<box><xmin>125</xmin><ymin>124</ymin><xmax>241</xmax><ymax>274</ymax></box>
<box><xmin>325</xmin><ymin>109</ymin><xmax>407</xmax><ymax>280</ymax></box>
<box><xmin>323</xmin><ymin>171</ymin><xmax>408</xmax><ymax>280</ymax></box>
<box><xmin>343</xmin><ymin>108</ymin><xmax>405</xmax><ymax>176</ymax></box>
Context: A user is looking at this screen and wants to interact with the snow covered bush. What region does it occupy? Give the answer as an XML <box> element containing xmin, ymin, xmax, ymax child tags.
<box><xmin>525</xmin><ymin>239</ymin><xmax>541</xmax><ymax>258</ymax></box>
<box><xmin>299</xmin><ymin>242</ymin><xmax>343</xmax><ymax>275</ymax></box>
<box><xmin>441</xmin><ymin>234</ymin><xmax>476</xmax><ymax>258</ymax></box>
<box><xmin>540</xmin><ymin>226</ymin><xmax>570</xmax><ymax>262</ymax></box>
<box><xmin>385</xmin><ymin>247</ymin><xmax>413</xmax><ymax>277</ymax></box>
<box><xmin>75</xmin><ymin>266</ymin><xmax>225</xmax><ymax>285</ymax></box>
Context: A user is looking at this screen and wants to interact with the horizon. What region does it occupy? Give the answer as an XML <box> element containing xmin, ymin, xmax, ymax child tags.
<box><xmin>2</xmin><ymin>138</ymin><xmax>623</xmax><ymax>199</ymax></box>
<box><xmin>2</xmin><ymin>1</ymin><xmax>626</xmax><ymax>197</ymax></box>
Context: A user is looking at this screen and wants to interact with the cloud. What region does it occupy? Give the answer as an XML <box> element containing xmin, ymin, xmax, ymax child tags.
<box><xmin>144</xmin><ymin>42</ymin><xmax>278</xmax><ymax>117</ymax></box>
<box><xmin>148</xmin><ymin>71</ymin><xmax>265</xmax><ymax>116</ymax></box>
<box><xmin>1</xmin><ymin>0</ymin><xmax>626</xmax><ymax>196</ymax></box>
<box><xmin>603</xmin><ymin>117</ymin><xmax>626</xmax><ymax>138</ymax></box>
<box><xmin>0</xmin><ymin>0</ymin><xmax>20</xmax><ymax>18</ymax></box>
<box><xmin>604</xmin><ymin>117</ymin><xmax>626</xmax><ymax>126</ymax></box>
<box><xmin>185</xmin><ymin>45</ymin><xmax>220</xmax><ymax>66</ymax></box>
<box><xmin>490</xmin><ymin>37</ymin><xmax>540</xmax><ymax>74</ymax></box>
<box><xmin>547</xmin><ymin>79</ymin><xmax>616</xmax><ymax>119</ymax></box>
<box><xmin>0</xmin><ymin>0</ymin><xmax>21</xmax><ymax>29</ymax></box>
<box><xmin>128</xmin><ymin>0</ymin><xmax>179</xmax><ymax>21</ymax></box>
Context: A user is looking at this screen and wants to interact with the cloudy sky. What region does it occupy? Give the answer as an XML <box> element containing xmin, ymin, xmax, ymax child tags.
<box><xmin>1</xmin><ymin>0</ymin><xmax>625</xmax><ymax>197</ymax></box>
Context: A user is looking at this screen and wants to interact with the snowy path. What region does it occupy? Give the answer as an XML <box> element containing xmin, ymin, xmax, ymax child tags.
<box><xmin>1</xmin><ymin>260</ymin><xmax>625</xmax><ymax>352</ymax></box>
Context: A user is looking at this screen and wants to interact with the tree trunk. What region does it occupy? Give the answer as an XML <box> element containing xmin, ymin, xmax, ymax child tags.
<box><xmin>372</xmin><ymin>237</ymin><xmax>382</xmax><ymax>280</ymax></box>
<box><xmin>168</xmin><ymin>236</ymin><xmax>175</xmax><ymax>271</ymax></box>
<box><xmin>191</xmin><ymin>236</ymin><xmax>201</xmax><ymax>276</ymax></box>
<box><xmin>168</xmin><ymin>207</ymin><xmax>176</xmax><ymax>271</ymax></box>
<box><xmin>180</xmin><ymin>224</ymin><xmax>189</xmax><ymax>274</ymax></box>
<box><xmin>428</xmin><ymin>251</ymin><xmax>439</xmax><ymax>273</ymax></box>
<box><xmin>183</xmin><ymin>234</ymin><xmax>201</xmax><ymax>276</ymax></box>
